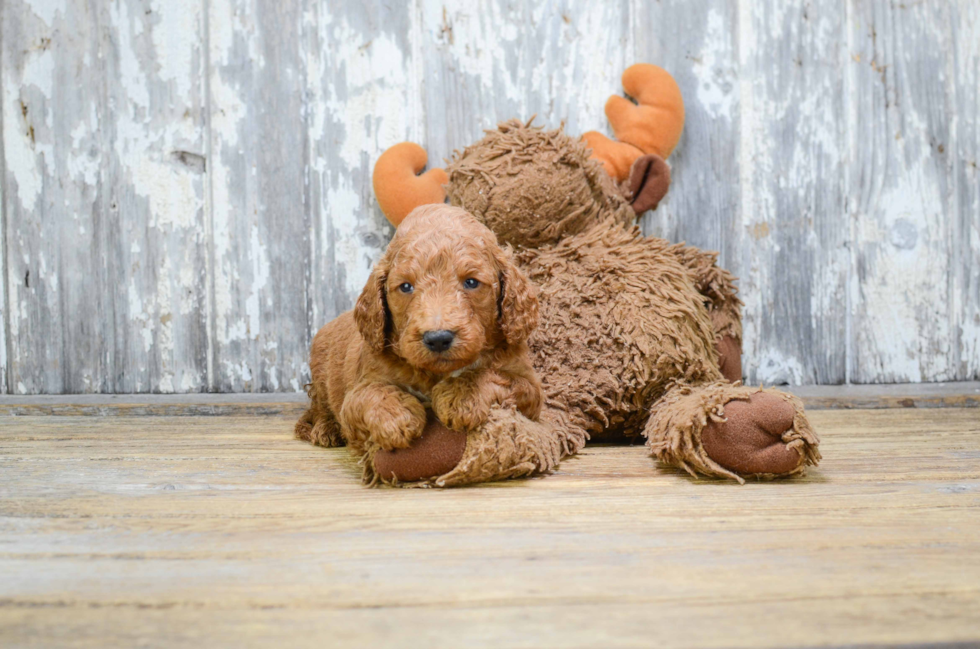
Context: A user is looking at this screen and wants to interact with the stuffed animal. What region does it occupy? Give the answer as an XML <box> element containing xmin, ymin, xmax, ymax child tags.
<box><xmin>329</xmin><ymin>63</ymin><xmax>821</xmax><ymax>486</ymax></box>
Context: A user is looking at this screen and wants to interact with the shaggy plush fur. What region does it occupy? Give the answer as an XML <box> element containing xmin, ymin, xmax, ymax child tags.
<box><xmin>440</xmin><ymin>121</ymin><xmax>819</xmax><ymax>482</ymax></box>
<box><xmin>295</xmin><ymin>205</ymin><xmax>543</xmax><ymax>480</ymax></box>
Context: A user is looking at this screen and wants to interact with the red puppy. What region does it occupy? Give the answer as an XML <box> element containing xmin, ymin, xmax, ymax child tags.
<box><xmin>296</xmin><ymin>204</ymin><xmax>542</xmax><ymax>460</ymax></box>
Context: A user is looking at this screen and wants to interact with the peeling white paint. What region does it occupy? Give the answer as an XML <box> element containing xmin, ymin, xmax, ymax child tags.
<box><xmin>3</xmin><ymin>47</ymin><xmax>55</xmax><ymax>211</ymax></box>
<box><xmin>24</xmin><ymin>0</ymin><xmax>67</xmax><ymax>27</ymax></box>
<box><xmin>0</xmin><ymin>178</ymin><xmax>6</xmax><ymax>394</ymax></box>
<box><xmin>1</xmin><ymin>0</ymin><xmax>978</xmax><ymax>394</ymax></box>
<box><xmin>694</xmin><ymin>9</ymin><xmax>737</xmax><ymax>121</ymax></box>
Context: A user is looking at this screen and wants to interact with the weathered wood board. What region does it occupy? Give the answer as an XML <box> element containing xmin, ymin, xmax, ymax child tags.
<box><xmin>2</xmin><ymin>0</ymin><xmax>211</xmax><ymax>393</ymax></box>
<box><xmin>1</xmin><ymin>409</ymin><xmax>979</xmax><ymax>647</ymax></box>
<box><xmin>1</xmin><ymin>0</ymin><xmax>978</xmax><ymax>393</ymax></box>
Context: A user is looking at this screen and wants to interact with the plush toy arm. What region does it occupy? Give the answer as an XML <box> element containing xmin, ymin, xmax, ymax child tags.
<box><xmin>671</xmin><ymin>244</ymin><xmax>743</xmax><ymax>381</ymax></box>
<box><xmin>672</xmin><ymin>244</ymin><xmax>742</xmax><ymax>338</ymax></box>
<box><xmin>372</xmin><ymin>143</ymin><xmax>448</xmax><ymax>227</ymax></box>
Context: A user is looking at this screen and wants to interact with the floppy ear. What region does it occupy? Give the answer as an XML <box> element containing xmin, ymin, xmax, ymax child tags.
<box><xmin>353</xmin><ymin>263</ymin><xmax>390</xmax><ymax>353</ymax></box>
<box><xmin>495</xmin><ymin>251</ymin><xmax>539</xmax><ymax>346</ymax></box>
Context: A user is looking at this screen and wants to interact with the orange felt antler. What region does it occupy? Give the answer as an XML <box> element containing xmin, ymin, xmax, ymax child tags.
<box><xmin>583</xmin><ymin>64</ymin><xmax>685</xmax><ymax>182</ymax></box>
<box><xmin>372</xmin><ymin>143</ymin><xmax>448</xmax><ymax>226</ymax></box>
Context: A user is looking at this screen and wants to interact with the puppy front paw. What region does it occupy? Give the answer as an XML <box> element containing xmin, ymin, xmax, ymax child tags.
<box><xmin>371</xmin><ymin>405</ymin><xmax>427</xmax><ymax>451</ymax></box>
<box><xmin>432</xmin><ymin>384</ymin><xmax>491</xmax><ymax>432</ymax></box>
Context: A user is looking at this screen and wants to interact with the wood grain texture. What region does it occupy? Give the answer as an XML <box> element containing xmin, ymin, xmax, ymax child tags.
<box><xmin>636</xmin><ymin>0</ymin><xmax>740</xmax><ymax>275</ymax></box>
<box><xmin>1</xmin><ymin>0</ymin><xmax>210</xmax><ymax>394</ymax></box>
<box><xmin>0</xmin><ymin>110</ymin><xmax>6</xmax><ymax>395</ymax></box>
<box><xmin>737</xmin><ymin>0</ymin><xmax>849</xmax><ymax>385</ymax></box>
<box><xmin>951</xmin><ymin>1</ymin><xmax>980</xmax><ymax>381</ymax></box>
<box><xmin>304</xmin><ymin>0</ymin><xmax>420</xmax><ymax>342</ymax></box>
<box><xmin>1</xmin><ymin>0</ymin><xmax>978</xmax><ymax>394</ymax></box>
<box><xmin>848</xmin><ymin>0</ymin><xmax>961</xmax><ymax>383</ymax></box>
<box><xmin>207</xmin><ymin>0</ymin><xmax>311</xmax><ymax>392</ymax></box>
<box><xmin>3</xmin><ymin>1</ymin><xmax>108</xmax><ymax>394</ymax></box>
<box><xmin>419</xmin><ymin>0</ymin><xmax>631</xmax><ymax>164</ymax></box>
<box><xmin>1</xmin><ymin>409</ymin><xmax>979</xmax><ymax>647</ymax></box>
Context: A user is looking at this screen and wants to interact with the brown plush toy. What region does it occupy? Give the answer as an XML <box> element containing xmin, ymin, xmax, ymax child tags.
<box><xmin>314</xmin><ymin>63</ymin><xmax>821</xmax><ymax>486</ymax></box>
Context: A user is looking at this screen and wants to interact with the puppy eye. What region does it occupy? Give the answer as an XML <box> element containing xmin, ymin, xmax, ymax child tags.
<box><xmin>463</xmin><ymin>278</ymin><xmax>480</xmax><ymax>289</ymax></box>
<box><xmin>398</xmin><ymin>282</ymin><xmax>414</xmax><ymax>294</ymax></box>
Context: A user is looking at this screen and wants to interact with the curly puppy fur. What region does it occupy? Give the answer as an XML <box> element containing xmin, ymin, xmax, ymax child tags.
<box><xmin>296</xmin><ymin>205</ymin><xmax>543</xmax><ymax>462</ymax></box>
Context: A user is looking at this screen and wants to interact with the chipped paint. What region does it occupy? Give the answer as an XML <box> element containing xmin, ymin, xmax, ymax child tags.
<box><xmin>693</xmin><ymin>9</ymin><xmax>737</xmax><ymax>121</ymax></box>
<box><xmin>1</xmin><ymin>0</ymin><xmax>978</xmax><ymax>393</ymax></box>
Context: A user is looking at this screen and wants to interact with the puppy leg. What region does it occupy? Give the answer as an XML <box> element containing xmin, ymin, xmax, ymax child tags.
<box><xmin>432</xmin><ymin>370</ymin><xmax>542</xmax><ymax>431</ymax></box>
<box><xmin>340</xmin><ymin>382</ymin><xmax>427</xmax><ymax>451</ymax></box>
<box><xmin>295</xmin><ymin>405</ymin><xmax>344</xmax><ymax>447</ymax></box>
<box><xmin>432</xmin><ymin>371</ymin><xmax>506</xmax><ymax>432</ymax></box>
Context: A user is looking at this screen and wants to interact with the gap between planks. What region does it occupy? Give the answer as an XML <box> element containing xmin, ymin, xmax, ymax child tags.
<box><xmin>0</xmin><ymin>381</ymin><xmax>977</xmax><ymax>417</ymax></box>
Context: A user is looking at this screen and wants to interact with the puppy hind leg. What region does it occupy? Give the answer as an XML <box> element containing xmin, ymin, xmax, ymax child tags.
<box><xmin>295</xmin><ymin>406</ymin><xmax>345</xmax><ymax>448</ymax></box>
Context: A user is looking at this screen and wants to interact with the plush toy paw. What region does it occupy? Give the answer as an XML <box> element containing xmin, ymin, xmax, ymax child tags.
<box><xmin>715</xmin><ymin>335</ymin><xmax>742</xmax><ymax>383</ymax></box>
<box><xmin>700</xmin><ymin>393</ymin><xmax>802</xmax><ymax>475</ymax></box>
<box><xmin>373</xmin><ymin>412</ymin><xmax>466</xmax><ymax>483</ymax></box>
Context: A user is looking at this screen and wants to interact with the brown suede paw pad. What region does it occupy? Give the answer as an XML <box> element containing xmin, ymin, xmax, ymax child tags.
<box><xmin>701</xmin><ymin>393</ymin><xmax>802</xmax><ymax>476</ymax></box>
<box><xmin>373</xmin><ymin>412</ymin><xmax>466</xmax><ymax>483</ymax></box>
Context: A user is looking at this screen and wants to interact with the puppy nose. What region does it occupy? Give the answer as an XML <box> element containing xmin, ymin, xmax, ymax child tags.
<box><xmin>422</xmin><ymin>330</ymin><xmax>455</xmax><ymax>353</ymax></box>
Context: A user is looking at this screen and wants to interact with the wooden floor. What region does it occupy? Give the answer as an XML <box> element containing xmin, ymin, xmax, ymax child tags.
<box><xmin>2</xmin><ymin>408</ymin><xmax>979</xmax><ymax>648</ymax></box>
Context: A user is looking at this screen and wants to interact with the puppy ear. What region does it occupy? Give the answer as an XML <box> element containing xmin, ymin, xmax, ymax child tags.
<box><xmin>354</xmin><ymin>263</ymin><xmax>390</xmax><ymax>353</ymax></box>
<box><xmin>496</xmin><ymin>251</ymin><xmax>539</xmax><ymax>346</ymax></box>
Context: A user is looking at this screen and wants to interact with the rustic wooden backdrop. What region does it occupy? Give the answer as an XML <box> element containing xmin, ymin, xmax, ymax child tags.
<box><xmin>1</xmin><ymin>0</ymin><xmax>977</xmax><ymax>394</ymax></box>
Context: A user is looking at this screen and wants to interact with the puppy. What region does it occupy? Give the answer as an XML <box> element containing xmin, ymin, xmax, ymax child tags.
<box><xmin>296</xmin><ymin>204</ymin><xmax>543</xmax><ymax>456</ymax></box>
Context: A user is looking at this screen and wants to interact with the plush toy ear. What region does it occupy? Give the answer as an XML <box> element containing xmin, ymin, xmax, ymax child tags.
<box><xmin>373</xmin><ymin>143</ymin><xmax>448</xmax><ymax>227</ymax></box>
<box><xmin>495</xmin><ymin>251</ymin><xmax>539</xmax><ymax>346</ymax></box>
<box><xmin>629</xmin><ymin>154</ymin><xmax>671</xmax><ymax>213</ymax></box>
<box><xmin>353</xmin><ymin>263</ymin><xmax>390</xmax><ymax>353</ymax></box>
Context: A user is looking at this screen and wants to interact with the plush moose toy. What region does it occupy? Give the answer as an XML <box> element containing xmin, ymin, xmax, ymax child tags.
<box><xmin>306</xmin><ymin>63</ymin><xmax>820</xmax><ymax>486</ymax></box>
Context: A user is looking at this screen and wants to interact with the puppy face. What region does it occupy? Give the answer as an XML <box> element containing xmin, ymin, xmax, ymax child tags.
<box><xmin>354</xmin><ymin>205</ymin><xmax>538</xmax><ymax>374</ymax></box>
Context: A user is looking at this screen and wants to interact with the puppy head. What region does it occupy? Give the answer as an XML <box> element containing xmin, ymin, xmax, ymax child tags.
<box><xmin>354</xmin><ymin>205</ymin><xmax>538</xmax><ymax>373</ymax></box>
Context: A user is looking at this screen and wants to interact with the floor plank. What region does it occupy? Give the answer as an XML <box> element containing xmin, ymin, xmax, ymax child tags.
<box><xmin>1</xmin><ymin>381</ymin><xmax>978</xmax><ymax>416</ymax></box>
<box><xmin>1</xmin><ymin>409</ymin><xmax>979</xmax><ymax>648</ymax></box>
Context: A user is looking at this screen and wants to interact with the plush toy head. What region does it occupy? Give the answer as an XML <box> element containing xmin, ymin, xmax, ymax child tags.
<box><xmin>372</xmin><ymin>64</ymin><xmax>685</xmax><ymax>243</ymax></box>
<box><xmin>444</xmin><ymin>119</ymin><xmax>633</xmax><ymax>248</ymax></box>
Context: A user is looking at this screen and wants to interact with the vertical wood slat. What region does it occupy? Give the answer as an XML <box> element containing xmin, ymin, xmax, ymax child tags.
<box><xmin>1</xmin><ymin>0</ymin><xmax>209</xmax><ymax>394</ymax></box>
<box><xmin>0</xmin><ymin>138</ymin><xmax>5</xmax><ymax>394</ymax></box>
<box><xmin>206</xmin><ymin>0</ymin><xmax>420</xmax><ymax>392</ymax></box>
<box><xmin>1</xmin><ymin>40</ymin><xmax>6</xmax><ymax>394</ymax></box>
<box><xmin>304</xmin><ymin>0</ymin><xmax>422</xmax><ymax>340</ymax></box>
<box><xmin>104</xmin><ymin>0</ymin><xmax>211</xmax><ymax>393</ymax></box>
<box><xmin>737</xmin><ymin>0</ymin><xmax>849</xmax><ymax>385</ymax></box>
<box><xmin>207</xmin><ymin>0</ymin><xmax>311</xmax><ymax>392</ymax></box>
<box><xmin>847</xmin><ymin>0</ymin><xmax>958</xmax><ymax>383</ymax></box>
<box><xmin>634</xmin><ymin>1</ymin><xmax>741</xmax><ymax>312</ymax></box>
<box><xmin>951</xmin><ymin>2</ymin><xmax>979</xmax><ymax>381</ymax></box>
<box><xmin>2</xmin><ymin>2</ymin><xmax>107</xmax><ymax>394</ymax></box>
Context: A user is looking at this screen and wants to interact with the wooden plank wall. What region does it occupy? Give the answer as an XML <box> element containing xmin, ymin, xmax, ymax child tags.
<box><xmin>1</xmin><ymin>0</ymin><xmax>978</xmax><ymax>394</ymax></box>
